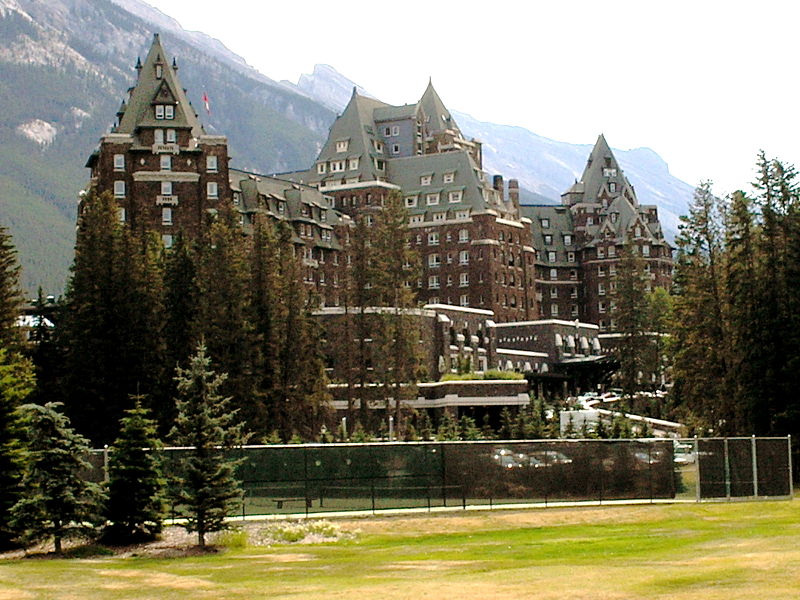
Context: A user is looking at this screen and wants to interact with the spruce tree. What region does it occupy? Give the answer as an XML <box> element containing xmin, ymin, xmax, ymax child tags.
<box><xmin>0</xmin><ymin>349</ymin><xmax>34</xmax><ymax>549</ymax></box>
<box><xmin>170</xmin><ymin>344</ymin><xmax>245</xmax><ymax>547</ymax></box>
<box><xmin>103</xmin><ymin>400</ymin><xmax>165</xmax><ymax>544</ymax></box>
<box><xmin>10</xmin><ymin>402</ymin><xmax>105</xmax><ymax>553</ymax></box>
<box><xmin>0</xmin><ymin>224</ymin><xmax>23</xmax><ymax>350</ymax></box>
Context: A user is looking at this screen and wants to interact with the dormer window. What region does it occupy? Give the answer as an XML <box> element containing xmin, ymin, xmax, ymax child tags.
<box><xmin>443</xmin><ymin>172</ymin><xmax>455</xmax><ymax>183</ymax></box>
<box><xmin>544</xmin><ymin>234</ymin><xmax>553</xmax><ymax>245</ymax></box>
<box><xmin>541</xmin><ymin>218</ymin><xmax>550</xmax><ymax>228</ymax></box>
<box><xmin>317</xmin><ymin>162</ymin><xmax>326</xmax><ymax>174</ymax></box>
<box><xmin>609</xmin><ymin>182</ymin><xmax>616</xmax><ymax>193</ymax></box>
<box><xmin>336</xmin><ymin>139</ymin><xmax>349</xmax><ymax>153</ymax></box>
<box><xmin>373</xmin><ymin>140</ymin><xmax>384</xmax><ymax>153</ymax></box>
<box><xmin>448</xmin><ymin>191</ymin><xmax>462</xmax><ymax>203</ymax></box>
<box><xmin>348</xmin><ymin>157</ymin><xmax>359</xmax><ymax>170</ymax></box>
<box><xmin>166</xmin><ymin>129</ymin><xmax>176</xmax><ymax>143</ymax></box>
<box><xmin>165</xmin><ymin>105</ymin><xmax>174</xmax><ymax>119</ymax></box>
<box><xmin>155</xmin><ymin>105</ymin><xmax>164</xmax><ymax>119</ymax></box>
<box><xmin>420</xmin><ymin>174</ymin><xmax>432</xmax><ymax>186</ymax></box>
<box><xmin>156</xmin><ymin>64</ymin><xmax>163</xmax><ymax>79</ymax></box>
<box><xmin>564</xmin><ymin>234</ymin><xmax>572</xmax><ymax>245</ymax></box>
<box><xmin>405</xmin><ymin>195</ymin><xmax>418</xmax><ymax>208</ymax></box>
<box><xmin>603</xmin><ymin>168</ymin><xmax>617</xmax><ymax>177</ymax></box>
<box><xmin>154</xmin><ymin>129</ymin><xmax>164</xmax><ymax>144</ymax></box>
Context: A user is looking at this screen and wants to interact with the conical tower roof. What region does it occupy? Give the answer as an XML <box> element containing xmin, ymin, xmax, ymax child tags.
<box><xmin>418</xmin><ymin>79</ymin><xmax>461</xmax><ymax>136</ymax></box>
<box><xmin>579</xmin><ymin>134</ymin><xmax>637</xmax><ymax>205</ymax></box>
<box><xmin>116</xmin><ymin>33</ymin><xmax>204</xmax><ymax>138</ymax></box>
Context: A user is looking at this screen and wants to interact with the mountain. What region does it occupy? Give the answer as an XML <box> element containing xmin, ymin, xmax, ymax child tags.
<box><xmin>0</xmin><ymin>0</ymin><xmax>691</xmax><ymax>295</ymax></box>
<box><xmin>0</xmin><ymin>0</ymin><xmax>335</xmax><ymax>294</ymax></box>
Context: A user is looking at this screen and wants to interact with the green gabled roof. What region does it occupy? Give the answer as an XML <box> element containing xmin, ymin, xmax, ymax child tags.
<box><xmin>305</xmin><ymin>91</ymin><xmax>390</xmax><ymax>184</ymax></box>
<box><xmin>374</xmin><ymin>104</ymin><xmax>418</xmax><ymax>122</ymax></box>
<box><xmin>418</xmin><ymin>80</ymin><xmax>462</xmax><ymax>137</ymax></box>
<box><xmin>116</xmin><ymin>34</ymin><xmax>204</xmax><ymax>138</ymax></box>
<box><xmin>578</xmin><ymin>134</ymin><xmax>637</xmax><ymax>205</ymax></box>
<box><xmin>386</xmin><ymin>151</ymin><xmax>490</xmax><ymax>215</ymax></box>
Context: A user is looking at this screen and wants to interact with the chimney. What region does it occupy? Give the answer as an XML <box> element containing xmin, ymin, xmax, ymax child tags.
<box><xmin>493</xmin><ymin>175</ymin><xmax>504</xmax><ymax>199</ymax></box>
<box><xmin>508</xmin><ymin>179</ymin><xmax>520</xmax><ymax>211</ymax></box>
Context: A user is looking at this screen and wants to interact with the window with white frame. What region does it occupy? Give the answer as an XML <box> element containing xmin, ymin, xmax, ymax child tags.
<box><xmin>446</xmin><ymin>274</ymin><xmax>453</xmax><ymax>286</ymax></box>
<box><xmin>113</xmin><ymin>154</ymin><xmax>125</xmax><ymax>170</ymax></box>
<box><xmin>335</xmin><ymin>140</ymin><xmax>349</xmax><ymax>153</ymax></box>
<box><xmin>154</xmin><ymin>129</ymin><xmax>164</xmax><ymax>144</ymax></box>
<box><xmin>599</xmin><ymin>302</ymin><xmax>606</xmax><ymax>313</ymax></box>
<box><xmin>166</xmin><ymin>129</ymin><xmax>176</xmax><ymax>143</ymax></box>
<box><xmin>374</xmin><ymin>158</ymin><xmax>385</xmax><ymax>170</ymax></box>
<box><xmin>642</xmin><ymin>245</ymin><xmax>650</xmax><ymax>256</ymax></box>
<box><xmin>459</xmin><ymin>273</ymin><xmax>469</xmax><ymax>287</ymax></box>
<box><xmin>206</xmin><ymin>155</ymin><xmax>218</xmax><ymax>172</ymax></box>
<box><xmin>448</xmin><ymin>190</ymin><xmax>462</xmax><ymax>203</ymax></box>
<box><xmin>207</xmin><ymin>182</ymin><xmax>218</xmax><ymax>198</ymax></box>
<box><xmin>609</xmin><ymin>265</ymin><xmax>617</xmax><ymax>276</ymax></box>
<box><xmin>598</xmin><ymin>266</ymin><xmax>606</xmax><ymax>277</ymax></box>
<box><xmin>409</xmin><ymin>215</ymin><xmax>424</xmax><ymax>224</ymax></box>
<box><xmin>598</xmin><ymin>283</ymin><xmax>606</xmax><ymax>295</ymax></box>
<box><xmin>118</xmin><ymin>207</ymin><xmax>126</xmax><ymax>223</ymax></box>
<box><xmin>348</xmin><ymin>157</ymin><xmax>359</xmax><ymax>170</ymax></box>
<box><xmin>541</xmin><ymin>218</ymin><xmax>550</xmax><ymax>228</ymax></box>
<box><xmin>550</xmin><ymin>287</ymin><xmax>558</xmax><ymax>298</ymax></box>
<box><xmin>420</xmin><ymin>174</ymin><xmax>432</xmax><ymax>186</ymax></box>
<box><xmin>570</xmin><ymin>287</ymin><xmax>578</xmax><ymax>298</ymax></box>
<box><xmin>373</xmin><ymin>140</ymin><xmax>384</xmax><ymax>153</ymax></box>
<box><xmin>162</xmin><ymin>234</ymin><xmax>173</xmax><ymax>248</ymax></box>
<box><xmin>548</xmin><ymin>251</ymin><xmax>557</xmax><ymax>262</ymax></box>
<box><xmin>568</xmin><ymin>251</ymin><xmax>575</xmax><ymax>262</ymax></box>
<box><xmin>162</xmin><ymin>207</ymin><xmax>172</xmax><ymax>225</ymax></box>
<box><xmin>160</xmin><ymin>155</ymin><xmax>171</xmax><ymax>171</ymax></box>
<box><xmin>428</xmin><ymin>275</ymin><xmax>440</xmax><ymax>289</ymax></box>
<box><xmin>460</xmin><ymin>294</ymin><xmax>469</xmax><ymax>307</ymax></box>
<box><xmin>391</xmin><ymin>144</ymin><xmax>400</xmax><ymax>154</ymax></box>
<box><xmin>443</xmin><ymin>172</ymin><xmax>455</xmax><ymax>184</ymax></box>
<box><xmin>455</xmin><ymin>210</ymin><xmax>469</xmax><ymax>220</ymax></box>
<box><xmin>383</xmin><ymin>126</ymin><xmax>391</xmax><ymax>136</ymax></box>
<box><xmin>330</xmin><ymin>160</ymin><xmax>345</xmax><ymax>172</ymax></box>
<box><xmin>603</xmin><ymin>168</ymin><xmax>617</xmax><ymax>177</ymax></box>
<box><xmin>551</xmin><ymin>304</ymin><xmax>559</xmax><ymax>316</ymax></box>
<box><xmin>564</xmin><ymin>234</ymin><xmax>572</xmax><ymax>245</ymax></box>
<box><xmin>161</xmin><ymin>181</ymin><xmax>172</xmax><ymax>196</ymax></box>
<box><xmin>571</xmin><ymin>305</ymin><xmax>578</xmax><ymax>316</ymax></box>
<box><xmin>317</xmin><ymin>162</ymin><xmax>326</xmax><ymax>174</ymax></box>
<box><xmin>459</xmin><ymin>250</ymin><xmax>469</xmax><ymax>265</ymax></box>
<box><xmin>433</xmin><ymin>212</ymin><xmax>446</xmax><ymax>221</ymax></box>
<box><xmin>549</xmin><ymin>268</ymin><xmax>558</xmax><ymax>280</ymax></box>
<box><xmin>608</xmin><ymin>245</ymin><xmax>616</xmax><ymax>257</ymax></box>
<box><xmin>155</xmin><ymin>105</ymin><xmax>165</xmax><ymax>119</ymax></box>
<box><xmin>391</xmin><ymin>125</ymin><xmax>400</xmax><ymax>136</ymax></box>
<box><xmin>426</xmin><ymin>193</ymin><xmax>439</xmax><ymax>206</ymax></box>
<box><xmin>114</xmin><ymin>180</ymin><xmax>125</xmax><ymax>197</ymax></box>
<box><xmin>598</xmin><ymin>247</ymin><xmax>605</xmax><ymax>258</ymax></box>
<box><xmin>164</xmin><ymin>105</ymin><xmax>174</xmax><ymax>119</ymax></box>
<box><xmin>428</xmin><ymin>253</ymin><xmax>441</xmax><ymax>268</ymax></box>
<box><xmin>405</xmin><ymin>195</ymin><xmax>418</xmax><ymax>208</ymax></box>
<box><xmin>428</xmin><ymin>232</ymin><xmax>439</xmax><ymax>245</ymax></box>
<box><xmin>458</xmin><ymin>229</ymin><xmax>469</xmax><ymax>242</ymax></box>
<box><xmin>544</xmin><ymin>234</ymin><xmax>553</xmax><ymax>245</ymax></box>
<box><xmin>587</xmin><ymin>216</ymin><xmax>594</xmax><ymax>226</ymax></box>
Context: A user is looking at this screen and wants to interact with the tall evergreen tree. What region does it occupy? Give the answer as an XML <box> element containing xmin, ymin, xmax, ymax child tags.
<box><xmin>104</xmin><ymin>400</ymin><xmax>165</xmax><ymax>544</ymax></box>
<box><xmin>10</xmin><ymin>402</ymin><xmax>105</xmax><ymax>553</ymax></box>
<box><xmin>0</xmin><ymin>224</ymin><xmax>23</xmax><ymax>351</ymax></box>
<box><xmin>0</xmin><ymin>349</ymin><xmax>34</xmax><ymax>549</ymax></box>
<box><xmin>170</xmin><ymin>344</ymin><xmax>245</xmax><ymax>547</ymax></box>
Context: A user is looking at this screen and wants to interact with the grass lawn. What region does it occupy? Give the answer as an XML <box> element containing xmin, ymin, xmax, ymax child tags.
<box><xmin>0</xmin><ymin>499</ymin><xmax>798</xmax><ymax>599</ymax></box>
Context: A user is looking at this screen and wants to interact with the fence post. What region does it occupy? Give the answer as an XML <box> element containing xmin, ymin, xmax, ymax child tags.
<box><xmin>751</xmin><ymin>435</ymin><xmax>759</xmax><ymax>498</ymax></box>
<box><xmin>371</xmin><ymin>481</ymin><xmax>376</xmax><ymax>515</ymax></box>
<box><xmin>695</xmin><ymin>437</ymin><xmax>701</xmax><ymax>502</ymax></box>
<box><xmin>723</xmin><ymin>438</ymin><xmax>731</xmax><ymax>500</ymax></box>
<box><xmin>103</xmin><ymin>445</ymin><xmax>109</xmax><ymax>483</ymax></box>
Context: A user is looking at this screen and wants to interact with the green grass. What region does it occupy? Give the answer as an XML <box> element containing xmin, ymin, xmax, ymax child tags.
<box><xmin>1</xmin><ymin>500</ymin><xmax>798</xmax><ymax>599</ymax></box>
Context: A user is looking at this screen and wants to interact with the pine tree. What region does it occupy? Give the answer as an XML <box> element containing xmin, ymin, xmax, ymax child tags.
<box><xmin>103</xmin><ymin>400</ymin><xmax>165</xmax><ymax>544</ymax></box>
<box><xmin>10</xmin><ymin>402</ymin><xmax>105</xmax><ymax>553</ymax></box>
<box><xmin>0</xmin><ymin>224</ymin><xmax>23</xmax><ymax>351</ymax></box>
<box><xmin>0</xmin><ymin>349</ymin><xmax>34</xmax><ymax>549</ymax></box>
<box><xmin>499</xmin><ymin>407</ymin><xmax>515</xmax><ymax>439</ymax></box>
<box><xmin>170</xmin><ymin>344</ymin><xmax>245</xmax><ymax>547</ymax></box>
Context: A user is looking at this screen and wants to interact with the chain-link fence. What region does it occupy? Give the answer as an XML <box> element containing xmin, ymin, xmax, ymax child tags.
<box><xmin>87</xmin><ymin>437</ymin><xmax>792</xmax><ymax>517</ymax></box>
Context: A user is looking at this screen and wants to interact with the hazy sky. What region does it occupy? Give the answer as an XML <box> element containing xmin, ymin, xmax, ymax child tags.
<box><xmin>147</xmin><ymin>0</ymin><xmax>799</xmax><ymax>196</ymax></box>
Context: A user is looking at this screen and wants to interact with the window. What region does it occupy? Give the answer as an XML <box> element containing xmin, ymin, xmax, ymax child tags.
<box><xmin>428</xmin><ymin>275</ymin><xmax>440</xmax><ymax>289</ymax></box>
<box><xmin>599</xmin><ymin>301</ymin><xmax>606</xmax><ymax>314</ymax></box>
<box><xmin>383</xmin><ymin>126</ymin><xmax>391</xmax><ymax>136</ymax></box>
<box><xmin>317</xmin><ymin>162</ymin><xmax>326</xmax><ymax>174</ymax></box>
<box><xmin>456</xmin><ymin>210</ymin><xmax>469</xmax><ymax>220</ymax></box>
<box><xmin>568</xmin><ymin>251</ymin><xmax>575</xmax><ymax>262</ymax></box>
<box><xmin>392</xmin><ymin>125</ymin><xmax>400</xmax><ymax>136</ymax></box>
<box><xmin>335</xmin><ymin>140</ymin><xmax>349</xmax><ymax>153</ymax></box>
<box><xmin>459</xmin><ymin>250</ymin><xmax>469</xmax><ymax>265</ymax></box>
<box><xmin>541</xmin><ymin>218</ymin><xmax>550</xmax><ymax>228</ymax></box>
<box><xmin>446</xmin><ymin>274</ymin><xmax>453</xmax><ymax>286</ymax></box>
<box><xmin>161</xmin><ymin>181</ymin><xmax>172</xmax><ymax>196</ymax></box>
<box><xmin>548</xmin><ymin>251</ymin><xmax>557</xmax><ymax>263</ymax></box>
<box><xmin>426</xmin><ymin>193</ymin><xmax>439</xmax><ymax>206</ymax></box>
<box><xmin>278</xmin><ymin>202</ymin><xmax>285</xmax><ymax>214</ymax></box>
<box><xmin>155</xmin><ymin>64</ymin><xmax>163</xmax><ymax>79</ymax></box>
<box><xmin>154</xmin><ymin>129</ymin><xmax>164</xmax><ymax>144</ymax></box>
<box><xmin>162</xmin><ymin>207</ymin><xmax>172</xmax><ymax>225</ymax></box>
<box><xmin>608</xmin><ymin>245</ymin><xmax>616</xmax><ymax>257</ymax></box>
<box><xmin>570</xmin><ymin>269</ymin><xmax>577</xmax><ymax>280</ymax></box>
<box><xmin>420</xmin><ymin>175</ymin><xmax>432</xmax><ymax>186</ymax></box>
<box><xmin>113</xmin><ymin>154</ymin><xmax>125</xmax><ymax>170</ymax></box>
<box><xmin>609</xmin><ymin>182</ymin><xmax>616</xmax><ymax>193</ymax></box>
<box><xmin>603</xmin><ymin>168</ymin><xmax>617</xmax><ymax>177</ymax></box>
<box><xmin>375</xmin><ymin>159</ymin><xmax>385</xmax><ymax>170</ymax></box>
<box><xmin>571</xmin><ymin>305</ymin><xmax>578</xmax><ymax>316</ymax></box>
<box><xmin>570</xmin><ymin>287</ymin><xmax>578</xmax><ymax>298</ymax></box>
<box><xmin>207</xmin><ymin>182</ymin><xmax>218</xmax><ymax>198</ymax></box>
<box><xmin>391</xmin><ymin>144</ymin><xmax>400</xmax><ymax>154</ymax></box>
<box><xmin>459</xmin><ymin>294</ymin><xmax>469</xmax><ymax>307</ymax></box>
<box><xmin>443</xmin><ymin>172</ymin><xmax>455</xmax><ymax>184</ymax></box>
<box><xmin>448</xmin><ymin>191</ymin><xmax>462</xmax><ymax>203</ymax></box>
<box><xmin>374</xmin><ymin>140</ymin><xmax>384</xmax><ymax>153</ymax></box>
<box><xmin>551</xmin><ymin>304</ymin><xmax>559</xmax><ymax>316</ymax></box>
<box><xmin>549</xmin><ymin>268</ymin><xmax>558</xmax><ymax>280</ymax></box>
<box><xmin>330</xmin><ymin>160</ymin><xmax>345</xmax><ymax>172</ymax></box>
<box><xmin>544</xmin><ymin>234</ymin><xmax>553</xmax><ymax>245</ymax></box>
<box><xmin>586</xmin><ymin>216</ymin><xmax>594</xmax><ymax>226</ymax></box>
<box><xmin>160</xmin><ymin>155</ymin><xmax>171</xmax><ymax>171</ymax></box>
<box><xmin>166</xmin><ymin>128</ymin><xmax>176</xmax><ymax>143</ymax></box>
<box><xmin>409</xmin><ymin>215</ymin><xmax>423</xmax><ymax>223</ymax></box>
<box><xmin>428</xmin><ymin>232</ymin><xmax>439</xmax><ymax>245</ymax></box>
<box><xmin>118</xmin><ymin>207</ymin><xmax>126</xmax><ymax>223</ymax></box>
<box><xmin>609</xmin><ymin>265</ymin><xmax>617</xmax><ymax>276</ymax></box>
<box><xmin>348</xmin><ymin>157</ymin><xmax>359</xmax><ymax>170</ymax></box>
<box><xmin>564</xmin><ymin>234</ymin><xmax>572</xmax><ymax>245</ymax></box>
<box><xmin>598</xmin><ymin>247</ymin><xmax>605</xmax><ymax>258</ymax></box>
<box><xmin>164</xmin><ymin>105</ymin><xmax>174</xmax><ymax>119</ymax></box>
<box><xmin>598</xmin><ymin>266</ymin><xmax>606</xmax><ymax>277</ymax></box>
<box><xmin>598</xmin><ymin>283</ymin><xmax>606</xmax><ymax>295</ymax></box>
<box><xmin>405</xmin><ymin>195</ymin><xmax>418</xmax><ymax>208</ymax></box>
<box><xmin>205</xmin><ymin>155</ymin><xmax>218</xmax><ymax>173</ymax></box>
<box><xmin>162</xmin><ymin>234</ymin><xmax>173</xmax><ymax>248</ymax></box>
<box><xmin>642</xmin><ymin>245</ymin><xmax>650</xmax><ymax>257</ymax></box>
<box><xmin>635</xmin><ymin>226</ymin><xmax>642</xmax><ymax>237</ymax></box>
<box><xmin>458</xmin><ymin>229</ymin><xmax>469</xmax><ymax>242</ymax></box>
<box><xmin>428</xmin><ymin>253</ymin><xmax>441</xmax><ymax>268</ymax></box>
<box><xmin>550</xmin><ymin>287</ymin><xmax>558</xmax><ymax>298</ymax></box>
<box><xmin>459</xmin><ymin>273</ymin><xmax>469</xmax><ymax>287</ymax></box>
<box><xmin>155</xmin><ymin>105</ymin><xmax>165</xmax><ymax>119</ymax></box>
<box><xmin>114</xmin><ymin>180</ymin><xmax>125</xmax><ymax>197</ymax></box>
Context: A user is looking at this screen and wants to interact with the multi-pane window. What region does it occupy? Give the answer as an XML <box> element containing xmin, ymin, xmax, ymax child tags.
<box><xmin>348</xmin><ymin>157</ymin><xmax>359</xmax><ymax>170</ymax></box>
<box><xmin>335</xmin><ymin>140</ymin><xmax>349</xmax><ymax>152</ymax></box>
<box><xmin>428</xmin><ymin>253</ymin><xmax>441</xmax><ymax>268</ymax></box>
<box><xmin>448</xmin><ymin>191</ymin><xmax>462</xmax><ymax>203</ymax></box>
<box><xmin>160</xmin><ymin>155</ymin><xmax>171</xmax><ymax>171</ymax></box>
<box><xmin>460</xmin><ymin>294</ymin><xmax>469</xmax><ymax>307</ymax></box>
<box><xmin>551</xmin><ymin>304</ymin><xmax>559</xmax><ymax>316</ymax></box>
<box><xmin>155</xmin><ymin>105</ymin><xmax>165</xmax><ymax>119</ymax></box>
<box><xmin>541</xmin><ymin>218</ymin><xmax>550</xmax><ymax>228</ymax></box>
<box><xmin>548</xmin><ymin>251</ymin><xmax>557</xmax><ymax>262</ymax></box>
<box><xmin>154</xmin><ymin>129</ymin><xmax>164</xmax><ymax>144</ymax></box>
<box><xmin>459</xmin><ymin>273</ymin><xmax>469</xmax><ymax>287</ymax></box>
<box><xmin>426</xmin><ymin>193</ymin><xmax>439</xmax><ymax>206</ymax></box>
<box><xmin>161</xmin><ymin>181</ymin><xmax>172</xmax><ymax>196</ymax></box>
<box><xmin>459</xmin><ymin>250</ymin><xmax>469</xmax><ymax>265</ymax></box>
<box><xmin>166</xmin><ymin>129</ymin><xmax>176</xmax><ymax>143</ymax></box>
<box><xmin>428</xmin><ymin>275</ymin><xmax>440</xmax><ymax>289</ymax></box>
<box><xmin>207</xmin><ymin>155</ymin><xmax>218</xmax><ymax>172</ymax></box>
<box><xmin>550</xmin><ymin>288</ymin><xmax>558</xmax><ymax>298</ymax></box>
<box><xmin>458</xmin><ymin>229</ymin><xmax>469</xmax><ymax>242</ymax></box>
<box><xmin>420</xmin><ymin>175</ymin><xmax>432</xmax><ymax>186</ymax></box>
<box><xmin>564</xmin><ymin>234</ymin><xmax>572</xmax><ymax>245</ymax></box>
<box><xmin>549</xmin><ymin>268</ymin><xmax>558</xmax><ymax>280</ymax></box>
<box><xmin>113</xmin><ymin>154</ymin><xmax>125</xmax><ymax>171</ymax></box>
<box><xmin>567</xmin><ymin>251</ymin><xmax>575</xmax><ymax>262</ymax></box>
<box><xmin>608</xmin><ymin>245</ymin><xmax>616</xmax><ymax>257</ymax></box>
<box><xmin>207</xmin><ymin>182</ymin><xmax>218</xmax><ymax>198</ymax></box>
<box><xmin>405</xmin><ymin>196</ymin><xmax>418</xmax><ymax>208</ymax></box>
<box><xmin>443</xmin><ymin>172</ymin><xmax>455</xmax><ymax>184</ymax></box>
<box><xmin>428</xmin><ymin>232</ymin><xmax>439</xmax><ymax>245</ymax></box>
<box><xmin>317</xmin><ymin>162</ymin><xmax>326</xmax><ymax>174</ymax></box>
<box><xmin>164</xmin><ymin>105</ymin><xmax>174</xmax><ymax>119</ymax></box>
<box><xmin>118</xmin><ymin>207</ymin><xmax>126</xmax><ymax>223</ymax></box>
<box><xmin>162</xmin><ymin>207</ymin><xmax>172</xmax><ymax>225</ymax></box>
<box><xmin>114</xmin><ymin>180</ymin><xmax>125</xmax><ymax>197</ymax></box>
<box><xmin>162</xmin><ymin>234</ymin><xmax>173</xmax><ymax>248</ymax></box>
<box><xmin>544</xmin><ymin>234</ymin><xmax>553</xmax><ymax>245</ymax></box>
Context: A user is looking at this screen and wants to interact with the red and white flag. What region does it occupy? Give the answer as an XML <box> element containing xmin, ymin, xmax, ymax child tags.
<box><xmin>202</xmin><ymin>91</ymin><xmax>211</xmax><ymax>115</ymax></box>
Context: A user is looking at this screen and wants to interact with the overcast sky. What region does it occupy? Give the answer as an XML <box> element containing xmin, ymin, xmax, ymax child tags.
<box><xmin>147</xmin><ymin>0</ymin><xmax>799</xmax><ymax>196</ymax></box>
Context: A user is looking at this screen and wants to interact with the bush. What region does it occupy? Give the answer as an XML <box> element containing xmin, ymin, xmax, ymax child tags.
<box><xmin>439</xmin><ymin>370</ymin><xmax>524</xmax><ymax>382</ymax></box>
